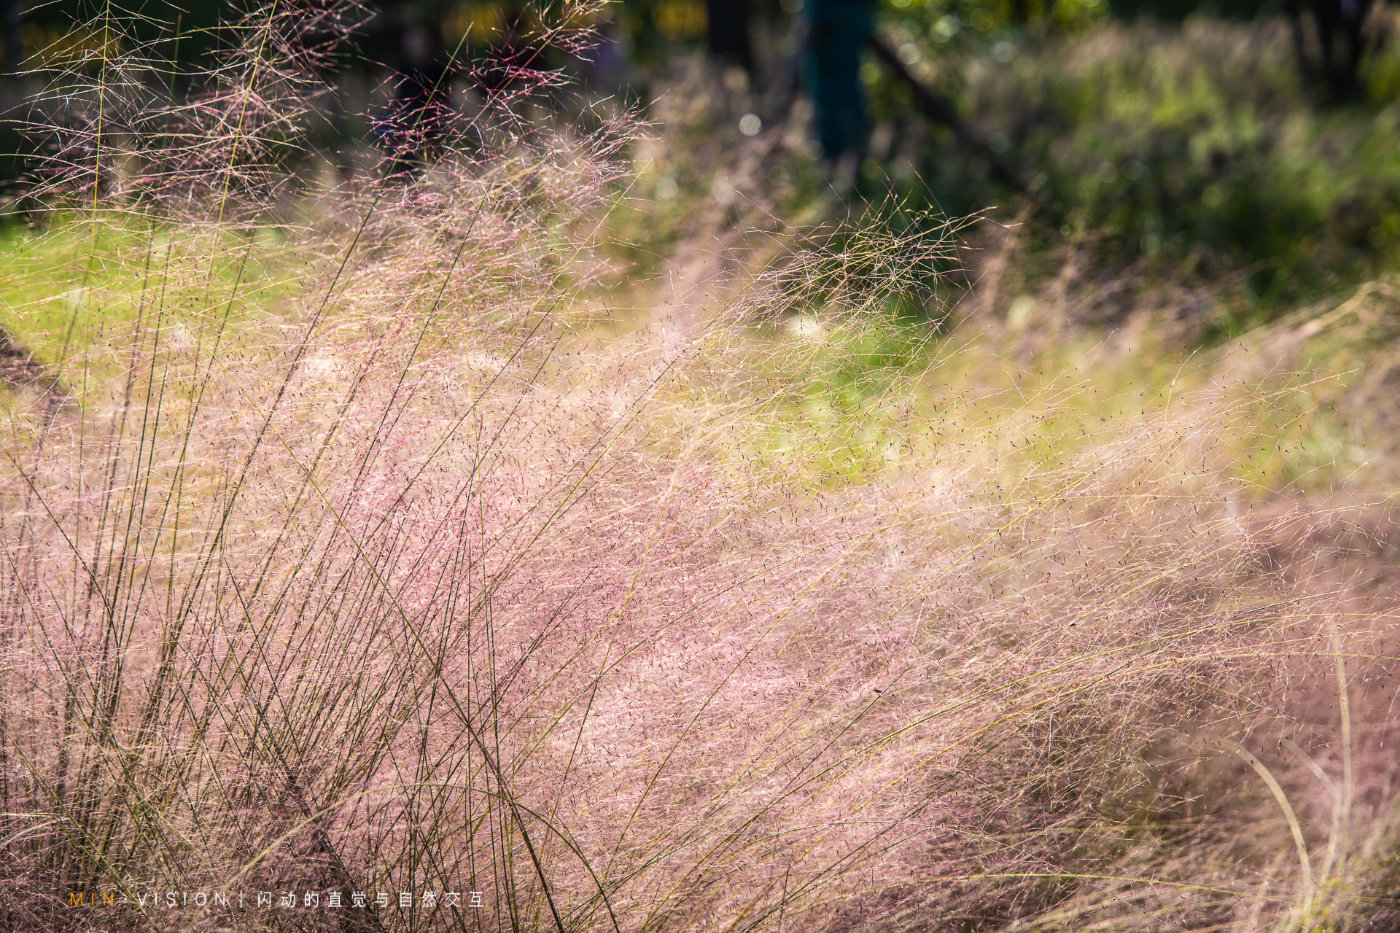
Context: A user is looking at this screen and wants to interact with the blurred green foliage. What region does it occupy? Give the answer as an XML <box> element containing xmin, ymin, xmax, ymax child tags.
<box><xmin>882</xmin><ymin>0</ymin><xmax>1108</xmax><ymax>34</ymax></box>
<box><xmin>867</xmin><ymin>16</ymin><xmax>1400</xmax><ymax>329</ymax></box>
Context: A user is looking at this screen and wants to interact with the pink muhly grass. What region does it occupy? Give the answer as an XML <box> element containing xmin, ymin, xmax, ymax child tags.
<box><xmin>0</xmin><ymin>4</ymin><xmax>1396</xmax><ymax>932</ymax></box>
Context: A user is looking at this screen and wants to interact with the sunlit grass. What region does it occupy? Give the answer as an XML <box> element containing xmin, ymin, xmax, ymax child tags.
<box><xmin>1</xmin><ymin>5</ymin><xmax>1398</xmax><ymax>933</ymax></box>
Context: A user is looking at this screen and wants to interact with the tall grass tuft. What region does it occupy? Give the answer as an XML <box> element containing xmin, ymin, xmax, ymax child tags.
<box><xmin>1</xmin><ymin>3</ymin><xmax>1397</xmax><ymax>931</ymax></box>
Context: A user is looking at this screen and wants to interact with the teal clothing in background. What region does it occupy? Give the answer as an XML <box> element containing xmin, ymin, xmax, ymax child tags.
<box><xmin>805</xmin><ymin>0</ymin><xmax>874</xmax><ymax>159</ymax></box>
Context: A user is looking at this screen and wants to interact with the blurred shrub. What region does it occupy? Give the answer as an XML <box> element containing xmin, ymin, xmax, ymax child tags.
<box><xmin>882</xmin><ymin>0</ymin><xmax>1108</xmax><ymax>40</ymax></box>
<box><xmin>873</xmin><ymin>16</ymin><xmax>1400</xmax><ymax>328</ymax></box>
